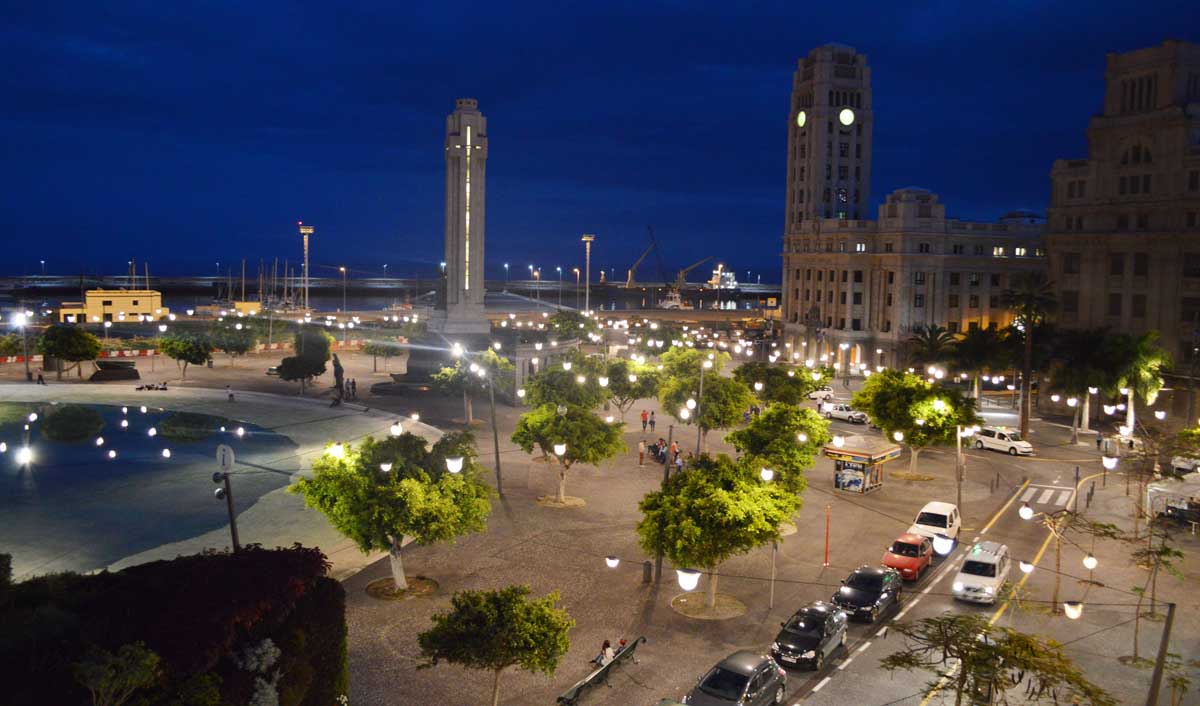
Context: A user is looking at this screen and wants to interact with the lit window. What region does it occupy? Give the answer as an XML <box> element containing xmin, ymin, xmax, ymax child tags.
<box><xmin>1014</xmin><ymin>247</ymin><xmax>1027</xmax><ymax>257</ymax></box>
<box><xmin>993</xmin><ymin>246</ymin><xmax>1006</xmax><ymax>257</ymax></box>
<box><xmin>855</xmin><ymin>242</ymin><xmax>866</xmax><ymax>253</ymax></box>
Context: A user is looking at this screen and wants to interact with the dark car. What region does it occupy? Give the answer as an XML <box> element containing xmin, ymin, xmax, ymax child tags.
<box><xmin>830</xmin><ymin>565</ymin><xmax>903</xmax><ymax>622</ymax></box>
<box><xmin>770</xmin><ymin>601</ymin><xmax>848</xmax><ymax>670</ymax></box>
<box><xmin>682</xmin><ymin>650</ymin><xmax>786</xmax><ymax>706</ymax></box>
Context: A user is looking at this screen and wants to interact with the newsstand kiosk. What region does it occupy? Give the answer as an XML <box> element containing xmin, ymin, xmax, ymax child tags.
<box><xmin>823</xmin><ymin>434</ymin><xmax>902</xmax><ymax>494</ymax></box>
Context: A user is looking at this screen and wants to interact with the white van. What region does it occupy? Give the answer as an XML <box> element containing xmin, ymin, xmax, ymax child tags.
<box><xmin>952</xmin><ymin>541</ymin><xmax>1010</xmax><ymax>604</ymax></box>
<box><xmin>974</xmin><ymin>426</ymin><xmax>1033</xmax><ymax>456</ymax></box>
<box><xmin>906</xmin><ymin>501</ymin><xmax>961</xmax><ymax>541</ymax></box>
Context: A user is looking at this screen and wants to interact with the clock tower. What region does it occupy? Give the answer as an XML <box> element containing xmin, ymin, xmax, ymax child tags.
<box><xmin>785</xmin><ymin>44</ymin><xmax>873</xmax><ymax>225</ymax></box>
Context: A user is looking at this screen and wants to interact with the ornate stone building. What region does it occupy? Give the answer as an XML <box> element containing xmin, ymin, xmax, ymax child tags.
<box><xmin>1046</xmin><ymin>40</ymin><xmax>1200</xmax><ymax>359</ymax></box>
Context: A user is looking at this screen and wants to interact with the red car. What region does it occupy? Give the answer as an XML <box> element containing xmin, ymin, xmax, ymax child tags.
<box><xmin>881</xmin><ymin>533</ymin><xmax>933</xmax><ymax>581</ymax></box>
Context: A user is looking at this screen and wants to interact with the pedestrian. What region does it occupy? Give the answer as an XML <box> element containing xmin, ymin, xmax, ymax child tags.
<box><xmin>641</xmin><ymin>409</ymin><xmax>649</xmax><ymax>431</ymax></box>
<box><xmin>675</xmin><ymin>455</ymin><xmax>684</xmax><ymax>473</ymax></box>
<box><xmin>1096</xmin><ymin>437</ymin><xmax>1102</xmax><ymax>451</ymax></box>
<box><xmin>669</xmin><ymin>440</ymin><xmax>678</xmax><ymax>460</ymax></box>
<box><xmin>638</xmin><ymin>439</ymin><xmax>646</xmax><ymax>466</ymax></box>
<box><xmin>36</xmin><ymin>371</ymin><xmax>45</xmax><ymax>385</ymax></box>
<box><xmin>226</xmin><ymin>385</ymin><xmax>235</xmax><ymax>403</ymax></box>
<box><xmin>648</xmin><ymin>411</ymin><xmax>656</xmax><ymax>431</ymax></box>
<box><xmin>350</xmin><ymin>379</ymin><xmax>357</xmax><ymax>399</ymax></box>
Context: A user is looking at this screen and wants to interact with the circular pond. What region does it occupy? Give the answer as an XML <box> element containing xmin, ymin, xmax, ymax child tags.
<box><xmin>0</xmin><ymin>402</ymin><xmax>299</xmax><ymax>579</ymax></box>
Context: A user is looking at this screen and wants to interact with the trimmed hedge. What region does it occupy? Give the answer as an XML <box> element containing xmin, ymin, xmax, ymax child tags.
<box><xmin>0</xmin><ymin>545</ymin><xmax>346</xmax><ymax>706</ymax></box>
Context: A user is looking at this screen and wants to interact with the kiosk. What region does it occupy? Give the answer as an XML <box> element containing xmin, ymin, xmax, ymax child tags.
<box><xmin>823</xmin><ymin>435</ymin><xmax>902</xmax><ymax>494</ymax></box>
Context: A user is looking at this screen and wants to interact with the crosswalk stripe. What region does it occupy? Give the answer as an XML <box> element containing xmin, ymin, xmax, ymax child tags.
<box><xmin>1037</xmin><ymin>488</ymin><xmax>1054</xmax><ymax>504</ymax></box>
<box><xmin>1055</xmin><ymin>490</ymin><xmax>1071</xmax><ymax>506</ymax></box>
<box><xmin>1021</xmin><ymin>487</ymin><xmax>1037</xmax><ymax>502</ymax></box>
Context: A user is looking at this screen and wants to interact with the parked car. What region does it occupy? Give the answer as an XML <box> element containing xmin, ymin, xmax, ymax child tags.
<box><xmin>808</xmin><ymin>386</ymin><xmax>835</xmax><ymax>401</ymax></box>
<box><xmin>974</xmin><ymin>426</ymin><xmax>1033</xmax><ymax>456</ymax></box>
<box><xmin>1170</xmin><ymin>456</ymin><xmax>1200</xmax><ymax>474</ymax></box>
<box><xmin>682</xmin><ymin>650</ymin><xmax>786</xmax><ymax>706</ymax></box>
<box><xmin>881</xmin><ymin>533</ymin><xmax>934</xmax><ymax>581</ymax></box>
<box><xmin>825</xmin><ymin>404</ymin><xmax>868</xmax><ymax>424</ymax></box>
<box><xmin>952</xmin><ymin>541</ymin><xmax>1010</xmax><ymax>604</ymax></box>
<box><xmin>830</xmin><ymin>566</ymin><xmax>902</xmax><ymax>622</ymax></box>
<box><xmin>906</xmin><ymin>501</ymin><xmax>961</xmax><ymax>542</ymax></box>
<box><xmin>266</xmin><ymin>366</ymin><xmax>280</xmax><ymax>376</ymax></box>
<box><xmin>770</xmin><ymin>601</ymin><xmax>848</xmax><ymax>670</ymax></box>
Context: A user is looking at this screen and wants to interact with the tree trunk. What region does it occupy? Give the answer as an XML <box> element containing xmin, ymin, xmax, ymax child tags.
<box><xmin>1020</xmin><ymin>333</ymin><xmax>1033</xmax><ymax>437</ymax></box>
<box><xmin>373</xmin><ymin>355</ymin><xmax>377</xmax><ymax>373</ymax></box>
<box><xmin>1053</xmin><ymin>531</ymin><xmax>1062</xmax><ymax>613</ymax></box>
<box><xmin>181</xmin><ymin>361</ymin><xmax>188</xmax><ymax>380</ymax></box>
<box><xmin>973</xmin><ymin>374</ymin><xmax>981</xmax><ymax>410</ymax></box>
<box><xmin>701</xmin><ymin>428</ymin><xmax>708</xmax><ymax>453</ymax></box>
<box><xmin>1071</xmin><ymin>403</ymin><xmax>1080</xmax><ymax>445</ymax></box>
<box><xmin>464</xmin><ymin>390</ymin><xmax>473</xmax><ymax>423</ymax></box>
<box><xmin>557</xmin><ymin>464</ymin><xmax>567</xmax><ymax>503</ymax></box>
<box><xmin>56</xmin><ymin>358</ymin><xmax>63</xmax><ymax>381</ymax></box>
<box><xmin>909</xmin><ymin>446</ymin><xmax>922</xmax><ymax>474</ymax></box>
<box><xmin>1081</xmin><ymin>394</ymin><xmax>1091</xmax><ymax>433</ymax></box>
<box><xmin>1133</xmin><ymin>582</ymin><xmax>1145</xmax><ymax>661</ymax></box>
<box><xmin>1126</xmin><ymin>389</ymin><xmax>1136</xmax><ymax>433</ymax></box>
<box><xmin>388</xmin><ymin>535</ymin><xmax>408</xmax><ymax>591</ymax></box>
<box><xmin>492</xmin><ymin>668</ymin><xmax>502</xmax><ymax>706</ymax></box>
<box><xmin>707</xmin><ymin>566</ymin><xmax>719</xmax><ymax>609</ymax></box>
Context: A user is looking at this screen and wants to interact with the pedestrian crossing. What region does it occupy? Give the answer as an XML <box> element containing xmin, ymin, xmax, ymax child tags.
<box><xmin>1019</xmin><ymin>484</ymin><xmax>1073</xmax><ymax>508</ymax></box>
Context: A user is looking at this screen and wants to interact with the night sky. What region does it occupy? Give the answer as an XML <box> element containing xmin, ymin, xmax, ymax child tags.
<box><xmin>3</xmin><ymin>2</ymin><xmax>1197</xmax><ymax>282</ymax></box>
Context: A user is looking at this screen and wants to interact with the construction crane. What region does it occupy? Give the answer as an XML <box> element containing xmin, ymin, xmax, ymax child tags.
<box><xmin>625</xmin><ymin>241</ymin><xmax>656</xmax><ymax>288</ymax></box>
<box><xmin>674</xmin><ymin>256</ymin><xmax>713</xmax><ymax>290</ymax></box>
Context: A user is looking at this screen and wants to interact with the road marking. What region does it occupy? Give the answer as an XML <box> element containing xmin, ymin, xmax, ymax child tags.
<box><xmin>1037</xmin><ymin>488</ymin><xmax>1054</xmax><ymax>504</ymax></box>
<box><xmin>875</xmin><ymin>626</ymin><xmax>888</xmax><ymax>637</ymax></box>
<box><xmin>837</xmin><ymin>657</ymin><xmax>854</xmax><ymax>670</ymax></box>
<box><xmin>980</xmin><ymin>479</ymin><xmax>1030</xmax><ymax>534</ymax></box>
<box><xmin>1055</xmin><ymin>489</ymin><xmax>1071</xmax><ymax>506</ymax></box>
<box><xmin>1020</xmin><ymin>487</ymin><xmax>1037</xmax><ymax>502</ymax></box>
<box><xmin>812</xmin><ymin>676</ymin><xmax>832</xmax><ymax>692</ymax></box>
<box><xmin>855</xmin><ymin>641</ymin><xmax>871</xmax><ymax>654</ymax></box>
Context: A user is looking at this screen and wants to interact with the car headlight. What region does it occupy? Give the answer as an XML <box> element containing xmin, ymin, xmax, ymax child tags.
<box><xmin>801</xmin><ymin>650</ymin><xmax>816</xmax><ymax>659</ymax></box>
<box><xmin>953</xmin><ymin>581</ymin><xmax>964</xmax><ymax>592</ymax></box>
<box><xmin>839</xmin><ymin>586</ymin><xmax>851</xmax><ymax>594</ymax></box>
<box><xmin>984</xmin><ymin>586</ymin><xmax>994</xmax><ymax>595</ymax></box>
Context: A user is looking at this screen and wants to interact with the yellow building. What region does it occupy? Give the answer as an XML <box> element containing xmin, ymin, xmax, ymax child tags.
<box><xmin>58</xmin><ymin>290</ymin><xmax>170</xmax><ymax>323</ymax></box>
<box><xmin>231</xmin><ymin>301</ymin><xmax>261</xmax><ymax>316</ymax></box>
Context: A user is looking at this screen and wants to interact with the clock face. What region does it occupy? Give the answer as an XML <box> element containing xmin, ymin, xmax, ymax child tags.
<box><xmin>796</xmin><ymin>111</ymin><xmax>807</xmax><ymax>128</ymax></box>
<box><xmin>839</xmin><ymin>108</ymin><xmax>855</xmax><ymax>126</ymax></box>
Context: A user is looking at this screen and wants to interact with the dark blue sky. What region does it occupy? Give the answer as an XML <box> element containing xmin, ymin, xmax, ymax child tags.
<box><xmin>3</xmin><ymin>2</ymin><xmax>1197</xmax><ymax>282</ymax></box>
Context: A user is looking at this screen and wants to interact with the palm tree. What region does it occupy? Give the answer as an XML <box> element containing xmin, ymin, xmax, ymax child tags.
<box><xmin>1001</xmin><ymin>271</ymin><xmax>1057</xmax><ymax>437</ymax></box>
<box><xmin>952</xmin><ymin>327</ymin><xmax>1011</xmax><ymax>410</ymax></box>
<box><xmin>1105</xmin><ymin>332</ymin><xmax>1171</xmax><ymax>432</ymax></box>
<box><xmin>1050</xmin><ymin>328</ymin><xmax>1111</xmax><ymax>443</ymax></box>
<box><xmin>907</xmin><ymin>324</ymin><xmax>956</xmax><ymax>368</ymax></box>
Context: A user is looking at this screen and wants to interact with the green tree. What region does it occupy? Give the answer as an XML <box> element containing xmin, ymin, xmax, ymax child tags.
<box><xmin>525</xmin><ymin>352</ymin><xmax>607</xmax><ymax>409</ymax></box>
<box><xmin>72</xmin><ymin>642</ymin><xmax>162</xmax><ymax>706</ymax></box>
<box><xmin>1048</xmin><ymin>328</ymin><xmax>1111</xmax><ymax>442</ymax></box>
<box><xmin>881</xmin><ymin>614</ymin><xmax>1116</xmax><ymax>706</ymax></box>
<box><xmin>362</xmin><ymin>339</ymin><xmax>402</xmax><ymax>372</ymax></box>
<box><xmin>727</xmin><ymin>404</ymin><xmax>830</xmax><ymax>493</ymax></box>
<box><xmin>1127</xmin><ymin>518</ymin><xmax>1185</xmax><ymax>663</ymax></box>
<box><xmin>638</xmin><ymin>453</ymin><xmax>800</xmax><ymax>609</ymax></box>
<box><xmin>1002</xmin><ymin>270</ymin><xmax>1057</xmax><ymax>436</ymax></box>
<box><xmin>290</xmin><ymin>431</ymin><xmax>492</xmax><ymax>591</ymax></box>
<box><xmin>158</xmin><ymin>332</ymin><xmax>211</xmax><ymax>380</ymax></box>
<box><xmin>418</xmin><ymin>585</ymin><xmax>573</xmax><ymax>706</ymax></box>
<box><xmin>433</xmin><ymin>349</ymin><xmax>515</xmax><ymax>423</ymax></box>
<box><xmin>660</xmin><ymin>359</ymin><xmax>754</xmax><ymax>451</ymax></box>
<box><xmin>1105</xmin><ymin>331</ymin><xmax>1170</xmax><ymax>433</ymax></box>
<box><xmin>548</xmin><ymin>309</ymin><xmax>599</xmax><ymax>337</ymax></box>
<box><xmin>209</xmin><ymin>324</ymin><xmax>257</xmax><ymax>366</ymax></box>
<box><xmin>733</xmin><ymin>361</ymin><xmax>827</xmax><ymax>406</ymax></box>
<box><xmin>603</xmin><ymin>358</ymin><xmax>660</xmax><ymax>421</ymax></box>
<box><xmin>37</xmin><ymin>324</ymin><xmax>103</xmax><ymax>379</ymax></box>
<box><xmin>907</xmin><ymin>324</ymin><xmax>956</xmax><ymax>368</ymax></box>
<box><xmin>511</xmin><ymin>404</ymin><xmax>624</xmax><ymax>504</ymax></box>
<box><xmin>852</xmin><ymin>369</ymin><xmax>979</xmax><ymax>474</ymax></box>
<box><xmin>278</xmin><ymin>328</ymin><xmax>332</xmax><ymax>394</ymax></box>
<box><xmin>951</xmin><ymin>327</ymin><xmax>1011</xmax><ymax>410</ymax></box>
<box><xmin>0</xmin><ymin>333</ymin><xmax>25</xmax><ymax>356</ymax></box>
<box><xmin>659</xmin><ymin>346</ymin><xmax>730</xmax><ymax>379</ymax></box>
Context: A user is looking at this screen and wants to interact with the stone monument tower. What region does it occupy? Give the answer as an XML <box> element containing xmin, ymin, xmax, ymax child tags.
<box><xmin>441</xmin><ymin>98</ymin><xmax>490</xmax><ymax>334</ymax></box>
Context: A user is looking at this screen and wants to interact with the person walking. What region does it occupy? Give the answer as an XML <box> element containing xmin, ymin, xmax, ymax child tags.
<box><xmin>637</xmin><ymin>439</ymin><xmax>646</xmax><ymax>466</ymax></box>
<box><xmin>640</xmin><ymin>409</ymin><xmax>649</xmax><ymax>431</ymax></box>
<box><xmin>35</xmin><ymin>371</ymin><xmax>45</xmax><ymax>385</ymax></box>
<box><xmin>350</xmin><ymin>379</ymin><xmax>357</xmax><ymax>399</ymax></box>
<box><xmin>669</xmin><ymin>440</ymin><xmax>678</xmax><ymax>461</ymax></box>
<box><xmin>226</xmin><ymin>385</ymin><xmax>235</xmax><ymax>402</ymax></box>
<box><xmin>648</xmin><ymin>411</ymin><xmax>656</xmax><ymax>431</ymax></box>
<box><xmin>675</xmin><ymin>455</ymin><xmax>684</xmax><ymax>473</ymax></box>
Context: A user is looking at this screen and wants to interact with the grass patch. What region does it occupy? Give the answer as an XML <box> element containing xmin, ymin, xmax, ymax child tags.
<box><xmin>891</xmin><ymin>471</ymin><xmax>935</xmax><ymax>482</ymax></box>
<box><xmin>40</xmin><ymin>405</ymin><xmax>104</xmax><ymax>443</ymax></box>
<box><xmin>159</xmin><ymin>411</ymin><xmax>220</xmax><ymax>443</ymax></box>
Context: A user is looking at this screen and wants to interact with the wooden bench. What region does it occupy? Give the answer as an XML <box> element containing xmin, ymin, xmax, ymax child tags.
<box><xmin>556</xmin><ymin>636</ymin><xmax>646</xmax><ymax>706</ymax></box>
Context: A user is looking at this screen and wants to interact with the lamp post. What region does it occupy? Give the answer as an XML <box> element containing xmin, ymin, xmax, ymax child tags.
<box><xmin>695</xmin><ymin>359</ymin><xmax>712</xmax><ymax>455</ymax></box>
<box><xmin>573</xmin><ymin>268</ymin><xmax>581</xmax><ymax>309</ymax></box>
<box><xmin>12</xmin><ymin>312</ymin><xmax>31</xmax><ymax>382</ymax></box>
<box><xmin>581</xmin><ymin>234</ymin><xmax>595</xmax><ymax>313</ymax></box>
<box><xmin>557</xmin><ymin>266</ymin><xmax>563</xmax><ymax>306</ymax></box>
<box><xmin>839</xmin><ymin>342</ymin><xmax>850</xmax><ymax>387</ymax></box>
<box><xmin>504</xmin><ymin>263</ymin><xmax>509</xmax><ymax>291</ymax></box>
<box><xmin>653</xmin><ymin>423</ymin><xmax>675</xmax><ymax>583</ymax></box>
<box><xmin>212</xmin><ymin>471</ymin><xmax>241</xmax><ymax>553</ymax></box>
<box><xmin>956</xmin><ymin>424</ymin><xmax>979</xmax><ymax>509</ymax></box>
<box><xmin>454</xmin><ymin>344</ymin><xmax>505</xmax><ymax>495</ymax></box>
<box><xmin>338</xmin><ymin>266</ymin><xmax>347</xmax><ymax>313</ymax></box>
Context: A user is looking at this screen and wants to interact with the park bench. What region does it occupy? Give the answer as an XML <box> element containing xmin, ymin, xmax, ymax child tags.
<box><xmin>556</xmin><ymin>636</ymin><xmax>647</xmax><ymax>706</ymax></box>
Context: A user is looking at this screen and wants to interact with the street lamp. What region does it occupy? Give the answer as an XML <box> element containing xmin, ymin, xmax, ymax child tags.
<box><xmin>10</xmin><ymin>312</ymin><xmax>32</xmax><ymax>381</ymax></box>
<box><xmin>338</xmin><ymin>266</ymin><xmax>347</xmax><ymax>313</ymax></box>
<box><xmin>503</xmin><ymin>263</ymin><xmax>509</xmax><ymax>290</ymax></box>
<box><xmin>676</xmin><ymin>569</ymin><xmax>701</xmax><ymax>591</ymax></box>
<box><xmin>445</xmin><ymin>457</ymin><xmax>464</xmax><ymax>474</ymax></box>
<box><xmin>557</xmin><ymin>266</ymin><xmax>563</xmax><ymax>306</ymax></box>
<box><xmin>581</xmin><ymin>234</ymin><xmax>595</xmax><ymax>313</ymax></box>
<box><xmin>605</xmin><ymin>555</ymin><xmax>620</xmax><ymax>569</ymax></box>
<box><xmin>212</xmin><ymin>471</ymin><xmax>241</xmax><ymax>552</ymax></box>
<box><xmin>955</xmin><ymin>424</ymin><xmax>978</xmax><ymax>509</ymax></box>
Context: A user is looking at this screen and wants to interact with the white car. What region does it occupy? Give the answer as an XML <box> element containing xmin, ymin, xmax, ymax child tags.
<box><xmin>906</xmin><ymin>501</ymin><xmax>961</xmax><ymax>542</ymax></box>
<box><xmin>1171</xmin><ymin>456</ymin><xmax>1200</xmax><ymax>474</ymax></box>
<box><xmin>952</xmin><ymin>541</ymin><xmax>1010</xmax><ymax>604</ymax></box>
<box><xmin>808</xmin><ymin>386</ymin><xmax>834</xmax><ymax>401</ymax></box>
<box><xmin>824</xmin><ymin>404</ymin><xmax>868</xmax><ymax>424</ymax></box>
<box><xmin>974</xmin><ymin>426</ymin><xmax>1033</xmax><ymax>456</ymax></box>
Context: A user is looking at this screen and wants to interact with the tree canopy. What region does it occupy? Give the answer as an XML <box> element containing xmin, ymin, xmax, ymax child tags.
<box><xmin>907</xmin><ymin>324</ymin><xmax>957</xmax><ymax>367</ymax></box>
<box><xmin>524</xmin><ymin>352</ymin><xmax>607</xmax><ymax>409</ymax></box>
<box><xmin>37</xmin><ymin>325</ymin><xmax>102</xmax><ymax>379</ymax></box>
<box><xmin>277</xmin><ymin>329</ymin><xmax>333</xmax><ymax>393</ymax></box>
<box><xmin>418</xmin><ymin>585</ymin><xmax>573</xmax><ymax>706</ymax></box>
<box><xmin>852</xmin><ymin>369</ymin><xmax>979</xmax><ymax>473</ymax></box>
<box><xmin>511</xmin><ymin>403</ymin><xmax>624</xmax><ymax>503</ymax></box>
<box><xmin>1003</xmin><ymin>270</ymin><xmax>1058</xmax><ymax>436</ymax></box>
<box><xmin>290</xmin><ymin>431</ymin><xmax>492</xmax><ymax>590</ymax></box>
<box><xmin>882</xmin><ymin>613</ymin><xmax>1115</xmax><ymax>706</ymax></box>
<box><xmin>158</xmin><ymin>332</ymin><xmax>211</xmax><ymax>379</ymax></box>
<box><xmin>733</xmin><ymin>361</ymin><xmax>829</xmax><ymax>406</ymax></box>
<box><xmin>209</xmin><ymin>324</ymin><xmax>257</xmax><ymax>365</ymax></box>
<box><xmin>603</xmin><ymin>358</ymin><xmax>661</xmax><ymax>420</ymax></box>
<box><xmin>727</xmin><ymin>404</ymin><xmax>830</xmax><ymax>493</ymax></box>
<box><xmin>659</xmin><ymin>368</ymin><xmax>755</xmax><ymax>450</ymax></box>
<box><xmin>548</xmin><ymin>309</ymin><xmax>599</xmax><ymax>337</ymax></box>
<box><xmin>637</xmin><ymin>453</ymin><xmax>800</xmax><ymax>607</ymax></box>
